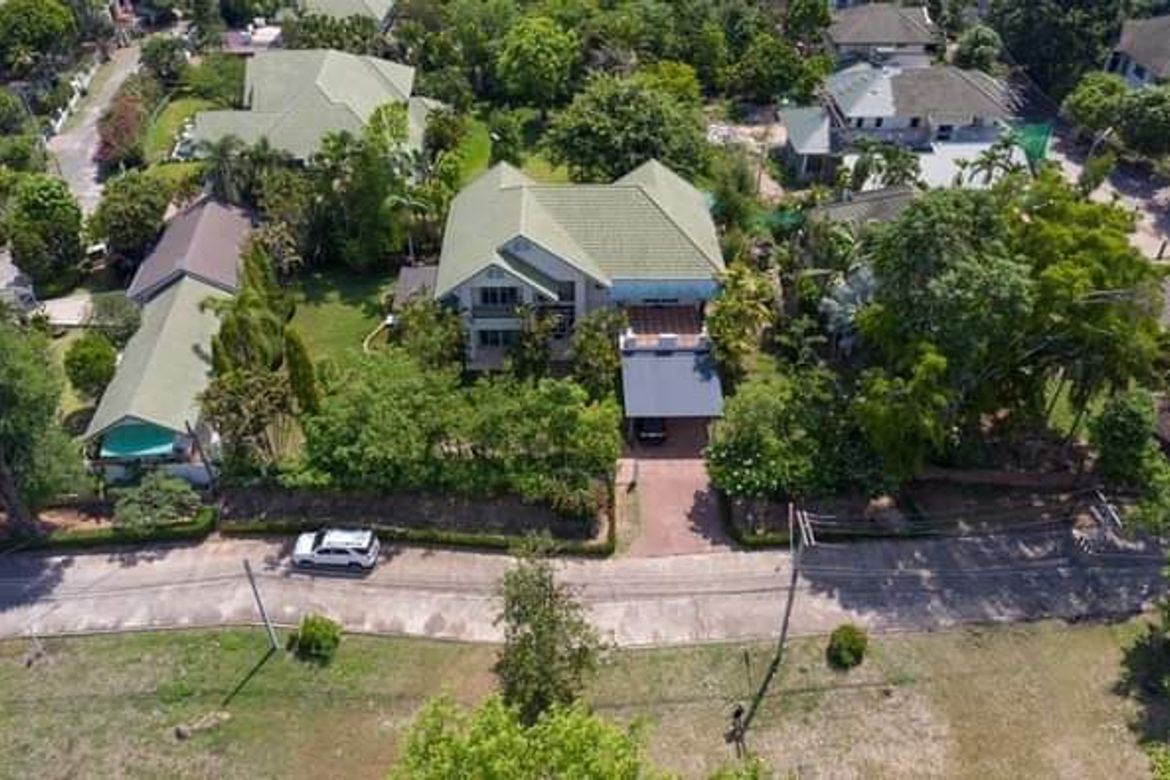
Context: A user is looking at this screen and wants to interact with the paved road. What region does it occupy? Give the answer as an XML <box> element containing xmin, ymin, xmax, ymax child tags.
<box><xmin>48</xmin><ymin>46</ymin><xmax>139</xmax><ymax>215</ymax></box>
<box><xmin>0</xmin><ymin>530</ymin><xmax>1163</xmax><ymax>646</ymax></box>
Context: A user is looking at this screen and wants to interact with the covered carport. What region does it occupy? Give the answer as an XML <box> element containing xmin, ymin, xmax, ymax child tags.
<box><xmin>621</xmin><ymin>350</ymin><xmax>724</xmax><ymax>452</ymax></box>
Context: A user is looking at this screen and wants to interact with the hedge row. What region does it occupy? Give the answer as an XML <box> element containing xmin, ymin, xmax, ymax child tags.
<box><xmin>19</xmin><ymin>507</ymin><xmax>218</xmax><ymax>551</ymax></box>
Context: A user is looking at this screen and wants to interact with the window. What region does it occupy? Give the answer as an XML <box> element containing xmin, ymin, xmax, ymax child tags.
<box><xmin>854</xmin><ymin>117</ymin><xmax>864</xmax><ymax>129</ymax></box>
<box><xmin>479</xmin><ymin>287</ymin><xmax>519</xmax><ymax>307</ymax></box>
<box><xmin>873</xmin><ymin>118</ymin><xmax>884</xmax><ymax>129</ymax></box>
<box><xmin>555</xmin><ymin>280</ymin><xmax>575</xmax><ymax>303</ymax></box>
<box><xmin>909</xmin><ymin>117</ymin><xmax>921</xmax><ymax>129</ymax></box>
<box><xmin>478</xmin><ymin>330</ymin><xmax>519</xmax><ymax>348</ymax></box>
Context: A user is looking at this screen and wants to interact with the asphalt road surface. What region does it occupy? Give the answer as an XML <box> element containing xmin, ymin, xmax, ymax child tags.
<box><xmin>0</xmin><ymin>529</ymin><xmax>1163</xmax><ymax>646</ymax></box>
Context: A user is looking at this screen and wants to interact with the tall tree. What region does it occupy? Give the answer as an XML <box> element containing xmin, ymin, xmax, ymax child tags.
<box><xmin>988</xmin><ymin>0</ymin><xmax>1125</xmax><ymax>99</ymax></box>
<box><xmin>392</xmin><ymin>295</ymin><xmax>466</xmax><ymax>371</ymax></box>
<box><xmin>706</xmin><ymin>262</ymin><xmax>775</xmax><ymax>387</ymax></box>
<box><xmin>544</xmin><ymin>75</ymin><xmax>707</xmax><ymax>182</ymax></box>
<box><xmin>494</xmin><ymin>546</ymin><xmax>602</xmax><ymax>726</ymax></box>
<box><xmin>0</xmin><ymin>0</ymin><xmax>77</xmax><ymax>76</ymax></box>
<box><xmin>88</xmin><ymin>169</ymin><xmax>172</xmax><ymax>271</ymax></box>
<box><xmin>4</xmin><ymin>174</ymin><xmax>83</xmax><ymax>295</ymax></box>
<box><xmin>0</xmin><ymin>322</ymin><xmax>80</xmax><ymax>535</ymax></box>
<box><xmin>569</xmin><ymin>308</ymin><xmax>627</xmax><ymax>401</ymax></box>
<box><xmin>497</xmin><ymin>16</ymin><xmax>580</xmax><ymax>115</ymax></box>
<box><xmin>507</xmin><ymin>306</ymin><xmax>558</xmax><ymax>382</ymax></box>
<box><xmin>1061</xmin><ymin>72</ymin><xmax>1130</xmax><ymax>138</ymax></box>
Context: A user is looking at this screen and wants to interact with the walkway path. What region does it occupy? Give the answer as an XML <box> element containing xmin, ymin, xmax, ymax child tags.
<box><xmin>48</xmin><ymin>45</ymin><xmax>140</xmax><ymax>215</ymax></box>
<box><xmin>0</xmin><ymin>530</ymin><xmax>1162</xmax><ymax>646</ymax></box>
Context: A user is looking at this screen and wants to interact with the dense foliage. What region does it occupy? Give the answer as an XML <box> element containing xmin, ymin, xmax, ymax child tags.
<box><xmin>4</xmin><ymin>174</ymin><xmax>84</xmax><ymax>295</ymax></box>
<box><xmin>297</xmin><ymin>350</ymin><xmax>620</xmax><ymax>517</ymax></box>
<box><xmin>288</xmin><ymin>613</ymin><xmax>342</xmax><ymax>665</ymax></box>
<box><xmin>96</xmin><ymin>73</ymin><xmax>165</xmax><ymax>171</ymax></box>
<box><xmin>1064</xmin><ymin>74</ymin><xmax>1170</xmax><ymax>156</ymax></box>
<box><xmin>88</xmin><ymin>170</ymin><xmax>173</xmax><ymax>270</ymax></box>
<box><xmin>543</xmin><ymin>75</ymin><xmax>707</xmax><ymax>182</ymax></box>
<box><xmin>64</xmin><ymin>330</ymin><xmax>117</xmax><ymax>401</ymax></box>
<box><xmin>86</xmin><ymin>292</ymin><xmax>142</xmax><ymax>349</ymax></box>
<box><xmin>0</xmin><ymin>321</ymin><xmax>81</xmax><ymax>534</ymax></box>
<box><xmin>112</xmin><ymin>471</ymin><xmax>202</xmax><ymax>531</ymax></box>
<box><xmin>0</xmin><ymin>0</ymin><xmax>77</xmax><ymax>76</ymax></box>
<box><xmin>391</xmin><ymin>697</ymin><xmax>650</xmax><ymax>778</ymax></box>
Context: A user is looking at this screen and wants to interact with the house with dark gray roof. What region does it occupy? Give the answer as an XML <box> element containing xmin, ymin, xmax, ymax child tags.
<box><xmin>779</xmin><ymin>62</ymin><xmax>1017</xmax><ymax>183</ymax></box>
<box><xmin>298</xmin><ymin>0</ymin><xmax>396</xmax><ymax>27</ymax></box>
<box><xmin>809</xmin><ymin>186</ymin><xmax>917</xmax><ymax>227</ymax></box>
<box><xmin>1107</xmin><ymin>15</ymin><xmax>1170</xmax><ymax>88</ymax></box>
<box><xmin>127</xmin><ymin>199</ymin><xmax>251</xmax><ymax>303</ymax></box>
<box><xmin>437</xmin><ymin>159</ymin><xmax>725</xmax><ymax>423</ymax></box>
<box><xmin>827</xmin><ymin>3</ymin><xmax>940</xmax><ymax>67</ymax></box>
<box><xmin>193</xmin><ymin>49</ymin><xmax>437</xmax><ymax>160</ymax></box>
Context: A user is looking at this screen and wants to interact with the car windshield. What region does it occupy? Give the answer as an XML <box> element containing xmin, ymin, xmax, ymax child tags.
<box><xmin>312</xmin><ymin>530</ymin><xmax>326</xmax><ymax>550</ymax></box>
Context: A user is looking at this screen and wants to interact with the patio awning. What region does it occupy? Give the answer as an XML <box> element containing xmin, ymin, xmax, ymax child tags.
<box><xmin>99</xmin><ymin>422</ymin><xmax>178</xmax><ymax>459</ymax></box>
<box><xmin>621</xmin><ymin>350</ymin><xmax>724</xmax><ymax>418</ymax></box>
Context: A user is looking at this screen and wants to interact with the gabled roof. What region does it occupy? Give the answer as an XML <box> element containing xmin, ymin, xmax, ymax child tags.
<box><xmin>810</xmin><ymin>186</ymin><xmax>917</xmax><ymax>226</ymax></box>
<box><xmin>193</xmin><ymin>50</ymin><xmax>427</xmax><ymax>160</ymax></box>
<box><xmin>780</xmin><ymin>106</ymin><xmax>832</xmax><ymax>155</ymax></box>
<box><xmin>300</xmin><ymin>0</ymin><xmax>395</xmax><ymax>20</ymax></box>
<box><xmin>435</xmin><ymin>160</ymin><xmax>724</xmax><ymax>298</ymax></box>
<box><xmin>1116</xmin><ymin>15</ymin><xmax>1170</xmax><ymax>79</ymax></box>
<box><xmin>827</xmin><ymin>63</ymin><xmax>1015</xmax><ymax>122</ymax></box>
<box><xmin>828</xmin><ymin>3</ymin><xmax>938</xmax><ymax>47</ymax></box>
<box><xmin>126</xmin><ymin>198</ymin><xmax>250</xmax><ymax>303</ymax></box>
<box><xmin>85</xmin><ymin>277</ymin><xmax>230</xmax><ymax>441</ymax></box>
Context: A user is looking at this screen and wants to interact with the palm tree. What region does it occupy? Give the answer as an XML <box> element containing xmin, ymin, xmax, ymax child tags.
<box><xmin>197</xmin><ymin>135</ymin><xmax>247</xmax><ymax>205</ymax></box>
<box><xmin>967</xmin><ymin>136</ymin><xmax>1026</xmax><ymax>186</ymax></box>
<box><xmin>877</xmin><ymin>144</ymin><xmax>921</xmax><ymax>188</ymax></box>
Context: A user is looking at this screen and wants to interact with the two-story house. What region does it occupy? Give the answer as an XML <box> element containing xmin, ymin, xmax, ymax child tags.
<box><xmin>1106</xmin><ymin>15</ymin><xmax>1170</xmax><ymax>88</ymax></box>
<box><xmin>780</xmin><ymin>62</ymin><xmax>1017</xmax><ymax>184</ymax></box>
<box><xmin>826</xmin><ymin>2</ymin><xmax>941</xmax><ymax>69</ymax></box>
<box><xmin>434</xmin><ymin>160</ymin><xmax>726</xmax><ymax>425</ymax></box>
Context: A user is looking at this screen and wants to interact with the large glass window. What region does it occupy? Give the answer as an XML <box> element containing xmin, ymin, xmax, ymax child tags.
<box><xmin>479</xmin><ymin>287</ymin><xmax>519</xmax><ymax>307</ymax></box>
<box><xmin>478</xmin><ymin>330</ymin><xmax>519</xmax><ymax>348</ymax></box>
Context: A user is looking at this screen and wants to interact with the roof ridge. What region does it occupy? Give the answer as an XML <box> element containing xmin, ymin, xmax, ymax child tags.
<box><xmin>629</xmin><ymin>182</ymin><xmax>724</xmax><ymax>274</ymax></box>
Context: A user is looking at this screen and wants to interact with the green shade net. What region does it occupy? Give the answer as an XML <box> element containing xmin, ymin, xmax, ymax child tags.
<box><xmin>100</xmin><ymin>423</ymin><xmax>177</xmax><ymax>459</ymax></box>
<box><xmin>1012</xmin><ymin>123</ymin><xmax>1053</xmax><ymax>168</ymax></box>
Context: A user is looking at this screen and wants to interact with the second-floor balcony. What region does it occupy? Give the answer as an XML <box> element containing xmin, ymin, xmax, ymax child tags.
<box><xmin>620</xmin><ymin>305</ymin><xmax>710</xmax><ymax>352</ymax></box>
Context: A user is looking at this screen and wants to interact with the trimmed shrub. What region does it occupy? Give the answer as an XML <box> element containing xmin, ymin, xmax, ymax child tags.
<box><xmin>64</xmin><ymin>330</ymin><xmax>117</xmax><ymax>400</ymax></box>
<box><xmin>112</xmin><ymin>472</ymin><xmax>202</xmax><ymax>533</ymax></box>
<box><xmin>288</xmin><ymin>613</ymin><xmax>341</xmax><ymax>664</ymax></box>
<box><xmin>826</xmin><ymin>623</ymin><xmax>868</xmax><ymax>670</ymax></box>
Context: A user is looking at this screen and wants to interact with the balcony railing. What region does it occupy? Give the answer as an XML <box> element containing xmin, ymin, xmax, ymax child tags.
<box><xmin>471</xmin><ymin>303</ymin><xmax>521</xmax><ymax>319</ymax></box>
<box><xmin>620</xmin><ymin>330</ymin><xmax>710</xmax><ymax>352</ymax></box>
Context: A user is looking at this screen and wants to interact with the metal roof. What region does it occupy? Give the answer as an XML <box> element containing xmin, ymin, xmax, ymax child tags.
<box><xmin>827</xmin><ymin>63</ymin><xmax>1015</xmax><ymax>122</ymax></box>
<box><xmin>193</xmin><ymin>50</ymin><xmax>427</xmax><ymax>160</ymax></box>
<box><xmin>392</xmin><ymin>265</ymin><xmax>438</xmax><ymax>310</ymax></box>
<box><xmin>300</xmin><ymin>0</ymin><xmax>395</xmax><ymax>20</ymax></box>
<box><xmin>621</xmin><ymin>350</ymin><xmax>724</xmax><ymax>418</ymax></box>
<box><xmin>435</xmin><ymin>160</ymin><xmax>724</xmax><ymax>299</ymax></box>
<box><xmin>85</xmin><ymin>277</ymin><xmax>230</xmax><ymax>441</ymax></box>
<box><xmin>780</xmin><ymin>106</ymin><xmax>832</xmax><ymax>155</ymax></box>
<box><xmin>810</xmin><ymin>186</ymin><xmax>917</xmax><ymax>226</ymax></box>
<box><xmin>126</xmin><ymin>198</ymin><xmax>250</xmax><ymax>303</ymax></box>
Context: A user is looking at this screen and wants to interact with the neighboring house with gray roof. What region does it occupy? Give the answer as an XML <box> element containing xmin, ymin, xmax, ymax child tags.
<box><xmin>827</xmin><ymin>3</ymin><xmax>940</xmax><ymax>67</ymax></box>
<box><xmin>437</xmin><ymin>159</ymin><xmax>725</xmax><ymax>421</ymax></box>
<box><xmin>192</xmin><ymin>49</ymin><xmax>436</xmax><ymax>160</ymax></box>
<box><xmin>1107</xmin><ymin>15</ymin><xmax>1170</xmax><ymax>88</ymax></box>
<box><xmin>298</xmin><ymin>0</ymin><xmax>396</xmax><ymax>27</ymax></box>
<box><xmin>127</xmin><ymin>199</ymin><xmax>251</xmax><ymax>303</ymax></box>
<box><xmin>780</xmin><ymin>62</ymin><xmax>1016</xmax><ymax>182</ymax></box>
<box><xmin>809</xmin><ymin>186</ymin><xmax>917</xmax><ymax>227</ymax></box>
<box><xmin>84</xmin><ymin>277</ymin><xmax>231</xmax><ymax>486</ymax></box>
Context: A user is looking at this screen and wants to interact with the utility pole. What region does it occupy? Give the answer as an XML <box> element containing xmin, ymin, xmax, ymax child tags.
<box><xmin>726</xmin><ymin>503</ymin><xmax>806</xmax><ymax>753</ymax></box>
<box><xmin>244</xmin><ymin>559</ymin><xmax>279</xmax><ymax>652</ymax></box>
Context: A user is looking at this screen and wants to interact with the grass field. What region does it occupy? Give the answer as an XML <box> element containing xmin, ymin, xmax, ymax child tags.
<box><xmin>458</xmin><ymin>120</ymin><xmax>492</xmax><ymax>185</ymax></box>
<box><xmin>290</xmin><ymin>269</ymin><xmax>395</xmax><ymax>361</ymax></box>
<box><xmin>144</xmin><ymin>98</ymin><xmax>216</xmax><ymax>163</ymax></box>
<box><xmin>0</xmin><ymin>619</ymin><xmax>1158</xmax><ymax>779</ymax></box>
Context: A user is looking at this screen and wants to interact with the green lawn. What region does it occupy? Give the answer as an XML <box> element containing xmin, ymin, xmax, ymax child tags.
<box><xmin>0</xmin><ymin>619</ymin><xmax>1158</xmax><ymax>778</ymax></box>
<box><xmin>144</xmin><ymin>97</ymin><xmax>216</xmax><ymax>163</ymax></box>
<box><xmin>290</xmin><ymin>269</ymin><xmax>395</xmax><ymax>361</ymax></box>
<box><xmin>521</xmin><ymin>152</ymin><xmax>571</xmax><ymax>183</ymax></box>
<box><xmin>458</xmin><ymin>119</ymin><xmax>492</xmax><ymax>185</ymax></box>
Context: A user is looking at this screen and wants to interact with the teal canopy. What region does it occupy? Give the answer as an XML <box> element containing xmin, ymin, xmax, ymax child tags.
<box><xmin>99</xmin><ymin>423</ymin><xmax>178</xmax><ymax>459</ymax></box>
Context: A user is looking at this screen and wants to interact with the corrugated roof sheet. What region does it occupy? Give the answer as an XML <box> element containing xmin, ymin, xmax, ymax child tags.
<box><xmin>85</xmin><ymin>277</ymin><xmax>230</xmax><ymax>441</ymax></box>
<box><xmin>435</xmin><ymin>160</ymin><xmax>724</xmax><ymax>298</ymax></box>
<box><xmin>621</xmin><ymin>350</ymin><xmax>724</xmax><ymax>418</ymax></box>
<box><xmin>193</xmin><ymin>50</ymin><xmax>425</xmax><ymax>160</ymax></box>
<box><xmin>1116</xmin><ymin>15</ymin><xmax>1170</xmax><ymax>79</ymax></box>
<box><xmin>126</xmin><ymin>198</ymin><xmax>250</xmax><ymax>302</ymax></box>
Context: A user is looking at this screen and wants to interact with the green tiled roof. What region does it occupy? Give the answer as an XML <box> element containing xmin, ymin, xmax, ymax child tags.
<box><xmin>84</xmin><ymin>277</ymin><xmax>231</xmax><ymax>441</ymax></box>
<box><xmin>434</xmin><ymin>160</ymin><xmax>724</xmax><ymax>298</ymax></box>
<box><xmin>193</xmin><ymin>50</ymin><xmax>429</xmax><ymax>160</ymax></box>
<box><xmin>301</xmin><ymin>0</ymin><xmax>395</xmax><ymax>20</ymax></box>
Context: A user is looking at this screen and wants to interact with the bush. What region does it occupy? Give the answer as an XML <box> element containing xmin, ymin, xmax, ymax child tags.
<box><xmin>181</xmin><ymin>54</ymin><xmax>245</xmax><ymax>107</ymax></box>
<box><xmin>87</xmin><ymin>292</ymin><xmax>141</xmax><ymax>348</ymax></box>
<box><xmin>96</xmin><ymin>74</ymin><xmax>164</xmax><ymax>171</ymax></box>
<box><xmin>826</xmin><ymin>623</ymin><xmax>868</xmax><ymax>670</ymax></box>
<box><xmin>113</xmin><ymin>472</ymin><xmax>203</xmax><ymax>533</ymax></box>
<box><xmin>64</xmin><ymin>330</ymin><xmax>117</xmax><ymax>400</ymax></box>
<box><xmin>288</xmin><ymin>613</ymin><xmax>341</xmax><ymax>664</ymax></box>
<box><xmin>141</xmin><ymin>35</ymin><xmax>187</xmax><ymax>85</ymax></box>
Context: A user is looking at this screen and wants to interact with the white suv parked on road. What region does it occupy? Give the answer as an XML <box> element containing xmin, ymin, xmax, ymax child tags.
<box><xmin>293</xmin><ymin>528</ymin><xmax>380</xmax><ymax>571</ymax></box>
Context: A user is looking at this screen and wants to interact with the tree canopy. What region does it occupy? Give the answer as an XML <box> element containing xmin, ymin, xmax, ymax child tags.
<box><xmin>497</xmin><ymin>16</ymin><xmax>580</xmax><ymax>112</ymax></box>
<box><xmin>0</xmin><ymin>0</ymin><xmax>77</xmax><ymax>76</ymax></box>
<box><xmin>4</xmin><ymin>174</ymin><xmax>83</xmax><ymax>296</ymax></box>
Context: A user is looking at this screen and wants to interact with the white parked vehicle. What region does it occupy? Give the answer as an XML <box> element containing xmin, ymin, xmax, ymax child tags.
<box><xmin>293</xmin><ymin>528</ymin><xmax>380</xmax><ymax>571</ymax></box>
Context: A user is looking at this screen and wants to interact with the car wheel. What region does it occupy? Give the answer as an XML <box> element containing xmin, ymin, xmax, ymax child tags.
<box><xmin>348</xmin><ymin>562</ymin><xmax>363</xmax><ymax>570</ymax></box>
<box><xmin>296</xmin><ymin>559</ymin><xmax>313</xmax><ymax>568</ymax></box>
